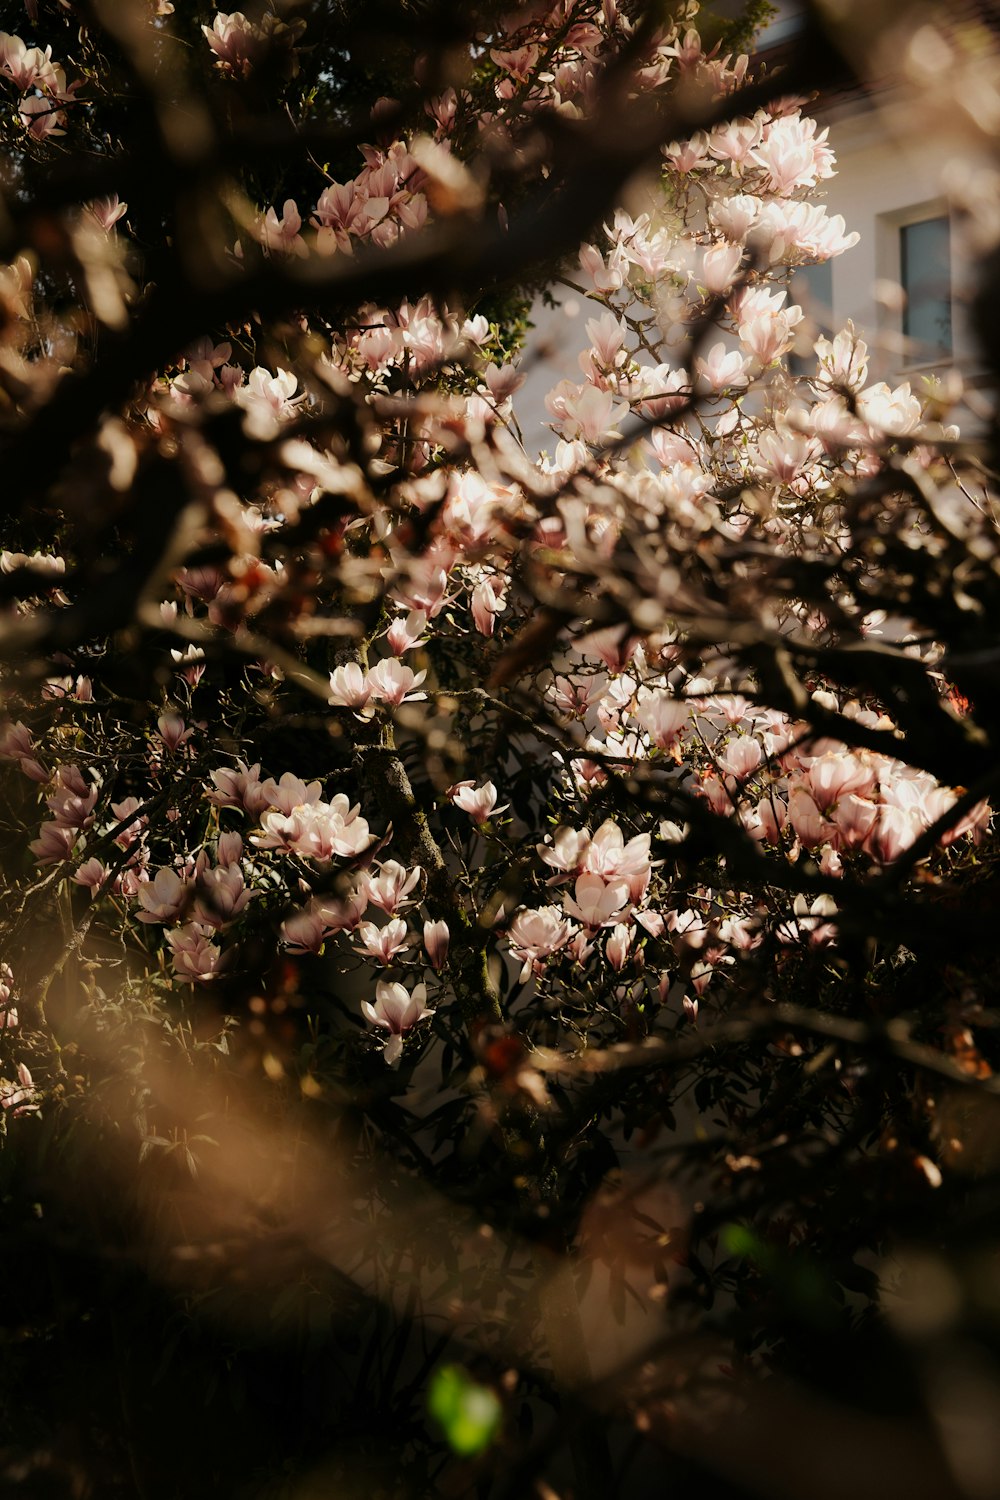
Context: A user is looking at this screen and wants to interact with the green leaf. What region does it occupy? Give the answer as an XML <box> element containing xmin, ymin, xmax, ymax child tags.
<box><xmin>427</xmin><ymin>1364</ymin><xmax>502</xmax><ymax>1457</ymax></box>
<box><xmin>720</xmin><ymin>1222</ymin><xmax>764</xmax><ymax>1261</ymax></box>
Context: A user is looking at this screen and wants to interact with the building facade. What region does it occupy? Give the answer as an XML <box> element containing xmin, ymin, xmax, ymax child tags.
<box><xmin>763</xmin><ymin>0</ymin><xmax>997</xmax><ymax>401</ymax></box>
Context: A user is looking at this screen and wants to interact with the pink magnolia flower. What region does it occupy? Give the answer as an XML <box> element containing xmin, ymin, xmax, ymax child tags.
<box><xmin>701</xmin><ymin>242</ymin><xmax>744</xmax><ymax>295</ymax></box>
<box><xmin>392</xmin><ymin>563</ymin><xmax>453</xmax><ymax>620</ymax></box>
<box><xmin>663</xmin><ymin>131</ymin><xmax>712</xmax><ymax>173</ymax></box>
<box><xmin>814</xmin><ymin>325</ymin><xmax>869</xmax><ymax>391</ymax></box>
<box><xmin>695</xmin><ymin>342</ymin><xmax>750</xmax><ymax>392</ymax></box>
<box><xmin>258</xmin><ymin>200</ymin><xmax>308</xmax><ymax>258</ymax></box>
<box><xmin>739</xmin><ymin>309</ymin><xmax>796</xmax><ymax>365</ymax></box>
<box><xmin>480</xmin><ymin>362</ymin><xmax>525</xmax><ymax>403</ymax></box>
<box><xmin>19</xmin><ymin>96</ymin><xmax>66</xmax><ymax>139</ymax></box>
<box><xmin>0</xmin><ymin>721</ymin><xmax>34</xmax><ymax>762</ymax></box>
<box><xmin>207</xmin><ymin>760</ymin><xmax>270</xmax><ymax>816</ymax></box>
<box><xmin>691</xmin><ymin>955</ymin><xmax>726</xmax><ymax>997</ymax></box>
<box><xmin>361</xmin><ymin>981</ymin><xmax>435</xmax><ymax>1065</ymax></box>
<box><xmin>787</xmin><ymin>787</ymin><xmax>836</xmax><ymax>849</ymax></box>
<box><xmin>866</xmin><ymin>804</ymin><xmax>923</xmax><ymax>865</ymax></box>
<box><xmin>718</xmin><ymin>736</ymin><xmax>764</xmax><ymax>784</ymax></box>
<box><xmin>924</xmin><ymin>788</ymin><xmax>991</xmax><ymax>847</ymax></box>
<box><xmin>719</xmin><ymin>915</ymin><xmax>763</xmax><ymax>951</ymax></box>
<box><xmin>202</xmin><ymin>12</ymin><xmax>271</xmax><ymax>76</ymax></box>
<box><xmin>36</xmin><ymin>58</ymin><xmax>81</xmax><ymax>106</ymax></box>
<box><xmin>118</xmin><ymin>862</ymin><xmax>150</xmax><ymax>899</ymax></box>
<box><xmin>489</xmin><ymin>43</ymin><xmax>540</xmax><ymax>80</ymax></box>
<box><xmin>449</xmin><ymin>780</ymin><xmax>507</xmax><ymax>825</ymax></box>
<box><xmin>164</xmin><ymin>925</ymin><xmax>223</xmax><ymax>984</ymax></box>
<box><xmin>633</xmin><ymin>689</ymin><xmax>689</xmax><ymax>750</ymax></box>
<box><xmin>260</xmin><ymin>773</ymin><xmax>323</xmax><ymax>815</ymax></box>
<box><xmin>634</xmin><ymin>908</ymin><xmax>665</xmax><ymax>938</ymax></box>
<box><xmin>280</xmin><ymin>888</ymin><xmax>367</xmax><ymax>952</ymax></box>
<box><xmin>460</xmin><ymin>313</ymin><xmax>489</xmax><ymax>347</ymax></box>
<box><xmin>0</xmin><ymin>964</ymin><xmax>17</xmax><ymax>1032</ymax></box>
<box><xmin>354</xmin><ymin>917</ymin><xmax>411</xmax><ymax>965</ymax></box>
<box><xmin>746</xmin><ymin>794</ymin><xmax>788</xmax><ymax>845</ymax></box>
<box><xmin>471</xmin><ymin>576</ymin><xmax>507</xmax><ymax>637</ymax></box>
<box><xmin>0</xmin><ymin>33</ymin><xmax>52</xmax><ymax>92</ymax></box>
<box><xmin>176</xmin><ymin>565</ymin><xmax>224</xmax><ymax>603</ymax></box>
<box><xmin>575</xmin><ymin>625</ymin><xmax>639</xmax><ymax>676</ymax></box>
<box><xmin>366</xmin><ymin>659</ymin><xmax>427</xmax><ymax>706</ymax></box>
<box><xmin>634</xmin><ymin>366</ymin><xmax>688</xmax><ymax>425</ymax></box>
<box><xmin>710</xmin><ymin>193</ymin><xmax>761</xmax><ymax>241</ymax></box>
<box><xmin>280</xmin><ymin>905</ymin><xmax>329</xmax><ymax>955</ymax></box>
<box><xmin>546</xmin><ymin>382</ymin><xmax>630</xmax><ymax>445</ymax></box>
<box><xmin>0</xmin><ymin>719</ymin><xmax>49</xmax><ymax>782</ymax></box>
<box><xmin>313</xmin><ymin>181</ymin><xmax>365</xmax><ymax>254</ymax></box>
<box><xmin>137</xmin><ymin>867</ymin><xmax>190</xmax><ymax>925</ymax></box>
<box><xmin>585</xmin><ymin>312</ymin><xmax>628</xmax><ymax>368</ymax></box>
<box><xmin>751</xmin><ymin>115</ymin><xmax>834</xmax><ymax>197</ymax></box>
<box><xmin>667</xmin><ymin>909</ymin><xmax>711</xmax><ymax>950</ymax></box>
<box><xmin>109</xmin><ymin>798</ymin><xmax>147</xmax><ymax>849</ymax></box>
<box><xmin>73</xmin><ymin>857</ymin><xmax>107</xmax><ymax>895</ymax></box>
<box><xmin>567</xmin><ymin>929</ymin><xmax>595</xmax><ymax>966</ymax></box>
<box><xmin>363</xmin><ymin>861</ymin><xmax>422</xmax><ymax>915</ymax></box>
<box><xmin>578</xmin><ymin>242</ymin><xmax>625</xmax><ymax>293</ymax></box>
<box><xmin>317</xmin><ymin>887</ymin><xmax>369</xmax><ymax>933</ymax></box>
<box><xmin>583</xmin><ymin>822</ymin><xmax>653</xmax><ymax>902</ymax></box>
<box><xmin>47</xmin><ymin>766</ymin><xmax>98</xmax><ymax>830</ymax></box>
<box><xmin>156</xmin><ymin>713</ymin><xmax>193</xmax><ymax>754</ymax></box>
<box><xmin>563</xmin><ymin>873</ymin><xmax>630</xmax><ymax>929</ymax></box>
<box><xmin>754</xmin><ymin>426</ymin><xmax>820</xmax><ymax>484</ymax></box>
<box><xmin>508</xmin><ymin>906</ymin><xmax>577</xmax><ymax>980</ymax></box>
<box><xmin>547</xmin><ymin>673</ymin><xmax>608</xmax><ymax>718</ymax></box>
<box><xmin>708</xmin><ymin>116</ymin><xmax>764</xmax><ymax>167</ymax></box>
<box><xmin>538</xmin><ymin>827</ymin><xmax>591</xmax><ymax>880</ymax></box>
<box><xmin>216</xmin><ymin>831</ymin><xmax>243</xmax><ymax>867</ymax></box>
<box><xmin>29</xmin><ymin>821</ymin><xmax>76</xmax><ymax>865</ymax></box>
<box><xmin>85</xmin><ymin>195</ymin><xmax>128</xmax><ymax>233</ymax></box>
<box><xmin>237</xmin><ymin>368</ymin><xmax>301</xmax><ymax>433</ymax></box>
<box><xmin>0</xmin><ymin>1063</ymin><xmax>38</xmax><ymax>1117</ymax></box>
<box><xmin>857</xmin><ymin>381</ymin><xmax>922</xmax><ymax>438</ymax></box>
<box><xmin>0</xmin><ymin>549</ymin><xmax>65</xmax><ymax>580</ymax></box>
<box><xmin>605</xmin><ymin>923</ymin><xmax>634</xmax><ymax>972</ymax></box>
<box><xmin>384</xmin><ymin>611</ymin><xmax>428</xmax><ymax>655</ymax></box>
<box><xmin>328</xmin><ymin>662</ymin><xmax>372</xmax><ymax>711</ymax></box>
<box><xmin>793</xmin><ymin>207</ymin><xmax>858</xmax><ymax>260</ymax></box>
<box><xmin>194</xmin><ymin>864</ymin><xmax>252</xmax><ymax>928</ymax></box>
<box><xmin>254</xmin><ymin>796</ymin><xmax>371</xmax><ymax>862</ymax></box>
<box><xmin>423</xmin><ymin>919</ymin><xmax>450</xmax><ymax>970</ymax></box>
<box><xmin>806</xmin><ymin>753</ymin><xmax>876</xmax><ymax>813</ymax></box>
<box><xmin>776</xmin><ymin>894</ymin><xmax>839</xmax><ymax>947</ymax></box>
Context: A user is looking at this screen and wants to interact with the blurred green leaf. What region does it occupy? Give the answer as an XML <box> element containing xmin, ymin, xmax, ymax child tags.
<box><xmin>721</xmin><ymin>1223</ymin><xmax>767</xmax><ymax>1263</ymax></box>
<box><xmin>427</xmin><ymin>1364</ymin><xmax>502</xmax><ymax>1457</ymax></box>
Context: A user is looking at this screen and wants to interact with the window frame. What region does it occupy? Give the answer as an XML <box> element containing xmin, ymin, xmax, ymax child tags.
<box><xmin>876</xmin><ymin>199</ymin><xmax>954</xmax><ymax>372</ymax></box>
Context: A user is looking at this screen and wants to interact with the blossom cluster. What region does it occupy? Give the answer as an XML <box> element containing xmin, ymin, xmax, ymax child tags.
<box><xmin>0</xmin><ymin>0</ymin><xmax>992</xmax><ymax>1110</ymax></box>
<box><xmin>0</xmin><ymin>29</ymin><xmax>81</xmax><ymax>139</ymax></box>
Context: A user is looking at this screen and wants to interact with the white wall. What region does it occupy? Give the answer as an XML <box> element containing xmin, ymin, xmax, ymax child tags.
<box><xmin>817</xmin><ymin>95</ymin><xmax>987</xmax><ymax>388</ymax></box>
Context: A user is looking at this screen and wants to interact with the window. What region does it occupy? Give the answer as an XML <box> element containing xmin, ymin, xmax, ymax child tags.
<box><xmin>900</xmin><ymin>216</ymin><xmax>951</xmax><ymax>360</ymax></box>
<box><xmin>789</xmin><ymin>259</ymin><xmax>833</xmax><ymax>374</ymax></box>
<box><xmin>791</xmin><ymin>259</ymin><xmax>833</xmax><ymax>320</ymax></box>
